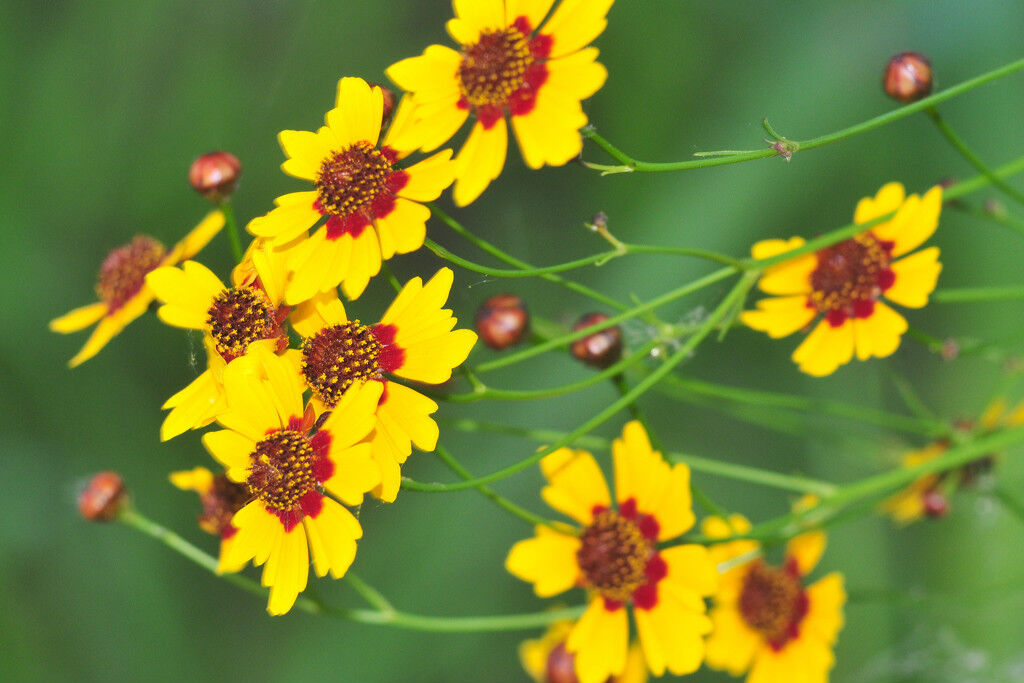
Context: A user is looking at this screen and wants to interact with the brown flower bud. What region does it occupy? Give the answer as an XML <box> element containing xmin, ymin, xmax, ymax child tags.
<box><xmin>545</xmin><ymin>642</ymin><xmax>580</xmax><ymax>683</ymax></box>
<box><xmin>369</xmin><ymin>83</ymin><xmax>397</xmax><ymax>128</ymax></box>
<box><xmin>571</xmin><ymin>312</ymin><xmax>622</xmax><ymax>369</ymax></box>
<box><xmin>78</xmin><ymin>472</ymin><xmax>127</xmax><ymax>522</ymax></box>
<box><xmin>884</xmin><ymin>52</ymin><xmax>933</xmax><ymax>103</ymax></box>
<box><xmin>922</xmin><ymin>489</ymin><xmax>949</xmax><ymax>518</ymax></box>
<box><xmin>189</xmin><ymin>151</ymin><xmax>242</xmax><ymax>202</ymax></box>
<box><xmin>476</xmin><ymin>294</ymin><xmax>529</xmax><ymax>350</ymax></box>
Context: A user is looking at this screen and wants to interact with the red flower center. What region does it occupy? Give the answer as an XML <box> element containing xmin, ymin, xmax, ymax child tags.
<box><xmin>95</xmin><ymin>235</ymin><xmax>166</xmax><ymax>312</ymax></box>
<box><xmin>457</xmin><ymin>17</ymin><xmax>552</xmax><ymax>128</ymax></box>
<box><xmin>808</xmin><ymin>232</ymin><xmax>895</xmax><ymax>326</ymax></box>
<box><xmin>576</xmin><ymin>505</ymin><xmax>657</xmax><ymax>605</ymax></box>
<box><xmin>205</xmin><ymin>286</ymin><xmax>278</xmax><ymax>361</ymax></box>
<box><xmin>198</xmin><ymin>474</ymin><xmax>250</xmax><ymax>538</ymax></box>
<box><xmin>247</xmin><ymin>429</ymin><xmax>318</xmax><ymax>511</ymax></box>
<box><xmin>301</xmin><ymin>320</ymin><xmax>382</xmax><ymax>408</ymax></box>
<box><xmin>315</xmin><ymin>142</ymin><xmax>394</xmax><ymax>219</ymax></box>
<box><xmin>738</xmin><ymin>558</ymin><xmax>809</xmax><ymax>650</ymax></box>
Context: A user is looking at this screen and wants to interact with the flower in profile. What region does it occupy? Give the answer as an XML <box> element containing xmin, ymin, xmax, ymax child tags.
<box><xmin>506</xmin><ymin>421</ymin><xmax>716</xmax><ymax>683</ymax></box>
<box><xmin>741</xmin><ymin>182</ymin><xmax>943</xmax><ymax>376</ymax></box>
<box><xmin>202</xmin><ymin>346</ymin><xmax>382</xmax><ymax>615</ymax></box>
<box><xmin>169</xmin><ymin>466</ymin><xmax>249</xmax><ymax>571</ymax></box>
<box><xmin>146</xmin><ymin>239</ymin><xmax>292</xmax><ymax>441</ymax></box>
<box><xmin>386</xmin><ymin>0</ymin><xmax>612</xmax><ymax>206</ymax></box>
<box><xmin>49</xmin><ymin>211</ymin><xmax>224</xmax><ymax>367</ymax></box>
<box><xmin>703</xmin><ymin>508</ymin><xmax>845</xmax><ymax>683</ymax></box>
<box><xmin>882</xmin><ymin>398</ymin><xmax>1024</xmax><ymax>524</ymax></box>
<box><xmin>247</xmin><ymin>77</ymin><xmax>456</xmax><ymax>302</ymax></box>
<box><xmin>290</xmin><ymin>267</ymin><xmax>478</xmax><ymax>502</ymax></box>
<box><xmin>521</xmin><ymin>620</ymin><xmax>648</xmax><ymax>683</ymax></box>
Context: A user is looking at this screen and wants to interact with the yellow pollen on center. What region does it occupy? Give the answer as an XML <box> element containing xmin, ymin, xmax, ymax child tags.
<box><xmin>458</xmin><ymin>27</ymin><xmax>531</xmax><ymax>107</ymax></box>
<box><xmin>301</xmin><ymin>320</ymin><xmax>382</xmax><ymax>408</ymax></box>
<box><xmin>205</xmin><ymin>286</ymin><xmax>275</xmax><ymax>360</ymax></box>
<box><xmin>246</xmin><ymin>430</ymin><xmax>317</xmax><ymax>511</ymax></box>
<box><xmin>314</xmin><ymin>142</ymin><xmax>392</xmax><ymax>218</ymax></box>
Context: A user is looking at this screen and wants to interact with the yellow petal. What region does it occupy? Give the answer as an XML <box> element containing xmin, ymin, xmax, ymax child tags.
<box><xmin>172</xmin><ymin>210</ymin><xmax>226</xmax><ymax>262</ymax></box>
<box><xmin>740</xmin><ymin>296</ymin><xmax>816</xmax><ymax>339</ymax></box>
<box><xmin>264</xmin><ymin>523</ymin><xmax>309</xmax><ymax>615</ymax></box>
<box><xmin>704</xmin><ymin>603</ymin><xmax>762</xmax><ymax>675</ymax></box>
<box><xmin>374</xmin><ymin>196</ymin><xmax>429</xmax><ymax>255</ymax></box>
<box><xmin>875</xmin><ymin>185</ymin><xmax>943</xmax><ymax>258</ymax></box>
<box><xmin>786</xmin><ymin>530</ymin><xmax>826</xmax><ymax>576</ymax></box>
<box><xmin>792</xmin><ymin>319</ymin><xmax>854</xmax><ymax>377</ymax></box>
<box><xmin>885</xmin><ymin>246</ymin><xmax>941</xmax><ymax>309</ymax></box>
<box><xmin>661</xmin><ymin>544</ymin><xmax>718</xmax><ymax>597</ymax></box>
<box><xmin>331</xmin><ymin>77</ymin><xmax>384</xmax><ymax>147</ymax></box>
<box><xmin>168</xmin><ymin>466</ymin><xmax>213</xmax><ymax>494</ymax></box>
<box><xmin>510</xmin><ymin>85</ymin><xmax>587</xmax><ymax>169</ymax></box>
<box><xmin>323</xmin><ymin>442</ymin><xmax>379</xmax><ymax>506</ymax></box>
<box><xmin>202</xmin><ymin>429</ymin><xmax>255</xmax><ymax>476</ymax></box>
<box><xmin>321</xmin><ymin>380</ymin><xmax>384</xmax><ymax>449</ymax></box>
<box><xmin>50</xmin><ymin>301</ymin><xmax>108</xmax><ymax>333</ymax></box>
<box><xmin>339</xmin><ymin>230</ymin><xmax>381</xmax><ymax>300</ymax></box>
<box><xmin>453</xmin><ymin>119</ymin><xmax>508</xmax><ymax>206</ymax></box>
<box><xmin>540</xmin><ymin>0</ymin><xmax>614</xmax><ymax>59</ymax></box>
<box><xmin>544</xmin><ymin>46</ymin><xmax>607</xmax><ymax>101</ymax></box>
<box><xmin>247</xmin><ymin>193</ymin><xmax>321</xmax><ymax>244</ymax></box>
<box><xmin>283</xmin><ymin>231</ymin><xmax>348</xmax><ymax>306</ymax></box>
<box><xmin>161</xmin><ymin>368</ymin><xmax>225</xmax><ymax>441</ymax></box>
<box><xmin>613</xmin><ymin>421</ymin><xmax>694</xmax><ymax>540</ymax></box>
<box><xmin>304</xmin><ymin>497</ymin><xmax>361</xmax><ymax>579</ymax></box>
<box><xmin>66</xmin><ymin>309</ymin><xmax>132</xmax><ymax>368</ymax></box>
<box><xmin>634</xmin><ymin>591</ymin><xmax>710</xmax><ymax>676</ymax></box>
<box><xmin>852</xmin><ymin>300</ymin><xmax>907</xmax><ymax>361</ymax></box>
<box><xmin>147</xmin><ymin>260</ymin><xmax>225</xmax><ymax>329</ymax></box>
<box><xmin>220</xmin><ymin>501</ymin><xmax>279</xmax><ymax>571</ymax></box>
<box><xmin>566</xmin><ymin>598</ymin><xmax>629</xmax><ymax>683</ymax></box>
<box><xmin>397</xmin><ymin>149</ymin><xmax>457</xmax><ymax>202</ymax></box>
<box><xmin>541</xmin><ymin>447</ymin><xmax>611</xmax><ymax>524</ymax></box>
<box><xmin>803</xmin><ymin>572</ymin><xmax>846</xmax><ymax>645</ymax></box>
<box><xmin>448</xmin><ymin>0</ymin><xmax>505</xmax><ymax>44</ymax></box>
<box><xmin>505</xmin><ymin>526</ymin><xmax>581</xmax><ymax>596</ymax></box>
<box><xmin>278</xmin><ymin>128</ymin><xmax>335</xmax><ymax>180</ymax></box>
<box><xmin>853</xmin><ymin>181</ymin><xmax>906</xmax><ymax>226</ymax></box>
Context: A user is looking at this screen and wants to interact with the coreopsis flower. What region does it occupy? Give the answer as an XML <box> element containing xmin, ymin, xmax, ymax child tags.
<box><xmin>290</xmin><ymin>267</ymin><xmax>478</xmax><ymax>502</ymax></box>
<box><xmin>386</xmin><ymin>0</ymin><xmax>612</xmax><ymax>206</ymax></box>
<box><xmin>741</xmin><ymin>182</ymin><xmax>942</xmax><ymax>376</ymax></box>
<box><xmin>506</xmin><ymin>421</ymin><xmax>716</xmax><ymax>683</ymax></box>
<box><xmin>50</xmin><ymin>211</ymin><xmax>224</xmax><ymax>367</ymax></box>
<box><xmin>882</xmin><ymin>398</ymin><xmax>1024</xmax><ymax>524</ymax></box>
<box><xmin>703</xmin><ymin>511</ymin><xmax>846</xmax><ymax>683</ymax></box>
<box><xmin>169</xmin><ymin>466</ymin><xmax>248</xmax><ymax>572</ymax></box>
<box><xmin>146</xmin><ymin>239</ymin><xmax>291</xmax><ymax>440</ymax></box>
<box><xmin>521</xmin><ymin>620</ymin><xmax>648</xmax><ymax>683</ymax></box>
<box><xmin>202</xmin><ymin>346</ymin><xmax>382</xmax><ymax>615</ymax></box>
<box><xmin>247</xmin><ymin>77</ymin><xmax>456</xmax><ymax>302</ymax></box>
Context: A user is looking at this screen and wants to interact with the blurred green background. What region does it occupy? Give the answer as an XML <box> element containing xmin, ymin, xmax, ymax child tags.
<box><xmin>5</xmin><ymin>1</ymin><xmax>1024</xmax><ymax>681</ymax></box>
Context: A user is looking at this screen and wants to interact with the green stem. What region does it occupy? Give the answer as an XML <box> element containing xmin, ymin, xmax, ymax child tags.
<box><xmin>430</xmin><ymin>204</ymin><xmax>627</xmax><ymax>311</ymax></box>
<box><xmin>219</xmin><ymin>201</ymin><xmax>244</xmax><ymax>264</ymax></box>
<box><xmin>119</xmin><ymin>507</ymin><xmax>583</xmax><ymax>631</ymax></box>
<box><xmin>433</xmin><ymin>443</ymin><xmax>558</xmax><ymax>529</ymax></box>
<box><xmin>345</xmin><ymin>572</ymin><xmax>395</xmax><ymax>612</ymax></box>
<box><xmin>949</xmin><ymin>200</ymin><xmax>1024</xmax><ymax>240</ymax></box>
<box><xmin>473</xmin><ymin>266</ymin><xmax>736</xmax><ymax>374</ymax></box>
<box><xmin>379</xmin><ymin>262</ymin><xmax>402</xmax><ymax>294</ymax></box>
<box><xmin>993</xmin><ymin>485</ymin><xmax>1024</xmax><ymax>526</ymax></box>
<box><xmin>438</xmin><ymin>418</ymin><xmax>837</xmax><ymax>496</ymax></box>
<box><xmin>424</xmin><ymin>238</ymin><xmax>619</xmax><ymax>277</ymax></box>
<box><xmin>436</xmin><ymin>339</ymin><xmax>659</xmax><ymax>402</ymax></box>
<box><xmin>582</xmin><ymin>57</ymin><xmax>1024</xmax><ymax>173</ymax></box>
<box><xmin>927</xmin><ymin>107</ymin><xmax>1024</xmax><ymax>208</ymax></box>
<box><xmin>401</xmin><ymin>272</ymin><xmax>759</xmax><ymax>493</ymax></box>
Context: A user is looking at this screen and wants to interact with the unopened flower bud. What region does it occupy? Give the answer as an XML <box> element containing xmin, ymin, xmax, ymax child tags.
<box><xmin>370</xmin><ymin>83</ymin><xmax>397</xmax><ymax>127</ymax></box>
<box><xmin>476</xmin><ymin>294</ymin><xmax>530</xmax><ymax>350</ymax></box>
<box><xmin>189</xmin><ymin>151</ymin><xmax>241</xmax><ymax>202</ymax></box>
<box><xmin>884</xmin><ymin>52</ymin><xmax>933</xmax><ymax>103</ymax></box>
<box><xmin>922</xmin><ymin>489</ymin><xmax>949</xmax><ymax>518</ymax></box>
<box><xmin>545</xmin><ymin>643</ymin><xmax>579</xmax><ymax>683</ymax></box>
<box><xmin>79</xmin><ymin>471</ymin><xmax>127</xmax><ymax>522</ymax></box>
<box><xmin>571</xmin><ymin>312</ymin><xmax>622</xmax><ymax>369</ymax></box>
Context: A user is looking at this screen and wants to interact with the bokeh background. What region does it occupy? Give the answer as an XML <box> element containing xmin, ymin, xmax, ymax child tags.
<box><xmin>5</xmin><ymin>1</ymin><xmax>1024</xmax><ymax>681</ymax></box>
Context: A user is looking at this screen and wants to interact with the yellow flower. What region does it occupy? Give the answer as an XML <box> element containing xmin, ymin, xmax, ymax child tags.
<box><xmin>741</xmin><ymin>182</ymin><xmax>943</xmax><ymax>376</ymax></box>
<box><xmin>49</xmin><ymin>211</ymin><xmax>223</xmax><ymax>367</ymax></box>
<box><xmin>147</xmin><ymin>239</ymin><xmax>292</xmax><ymax>440</ymax></box>
<box><xmin>882</xmin><ymin>398</ymin><xmax>1024</xmax><ymax>524</ymax></box>
<box><xmin>521</xmin><ymin>620</ymin><xmax>647</xmax><ymax>683</ymax></box>
<box><xmin>387</xmin><ymin>0</ymin><xmax>612</xmax><ymax>206</ymax></box>
<box><xmin>201</xmin><ymin>346</ymin><xmax>382</xmax><ymax>615</ymax></box>
<box><xmin>506</xmin><ymin>421</ymin><xmax>716</xmax><ymax>683</ymax></box>
<box><xmin>703</xmin><ymin>512</ymin><xmax>846</xmax><ymax>683</ymax></box>
<box><xmin>290</xmin><ymin>267</ymin><xmax>478</xmax><ymax>502</ymax></box>
<box><xmin>247</xmin><ymin>77</ymin><xmax>456</xmax><ymax>302</ymax></box>
<box><xmin>169</xmin><ymin>466</ymin><xmax>249</xmax><ymax>573</ymax></box>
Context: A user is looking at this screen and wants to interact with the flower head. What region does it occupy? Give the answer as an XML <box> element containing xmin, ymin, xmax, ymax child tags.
<box><xmin>170</xmin><ymin>466</ymin><xmax>249</xmax><ymax>572</ymax></box>
<box><xmin>387</xmin><ymin>0</ymin><xmax>612</xmax><ymax>206</ymax></box>
<box><xmin>506</xmin><ymin>421</ymin><xmax>716</xmax><ymax>683</ymax></box>
<box><xmin>521</xmin><ymin>620</ymin><xmax>648</xmax><ymax>683</ymax></box>
<box><xmin>290</xmin><ymin>267</ymin><xmax>477</xmax><ymax>502</ymax></box>
<box><xmin>741</xmin><ymin>182</ymin><xmax>943</xmax><ymax>376</ymax></box>
<box><xmin>49</xmin><ymin>211</ymin><xmax>224</xmax><ymax>367</ymax></box>
<box><xmin>201</xmin><ymin>346</ymin><xmax>381</xmax><ymax>615</ymax></box>
<box><xmin>246</xmin><ymin>77</ymin><xmax>456</xmax><ymax>302</ymax></box>
<box><xmin>703</xmin><ymin>509</ymin><xmax>845</xmax><ymax>683</ymax></box>
<box><xmin>882</xmin><ymin>398</ymin><xmax>1024</xmax><ymax>524</ymax></box>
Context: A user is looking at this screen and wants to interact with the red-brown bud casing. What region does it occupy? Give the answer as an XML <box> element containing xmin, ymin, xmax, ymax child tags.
<box><xmin>571</xmin><ymin>312</ymin><xmax>622</xmax><ymax>369</ymax></box>
<box><xmin>79</xmin><ymin>472</ymin><xmax>127</xmax><ymax>522</ymax></box>
<box><xmin>476</xmin><ymin>294</ymin><xmax>530</xmax><ymax>349</ymax></box>
<box><xmin>189</xmin><ymin>151</ymin><xmax>242</xmax><ymax>202</ymax></box>
<box><xmin>884</xmin><ymin>52</ymin><xmax>933</xmax><ymax>103</ymax></box>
